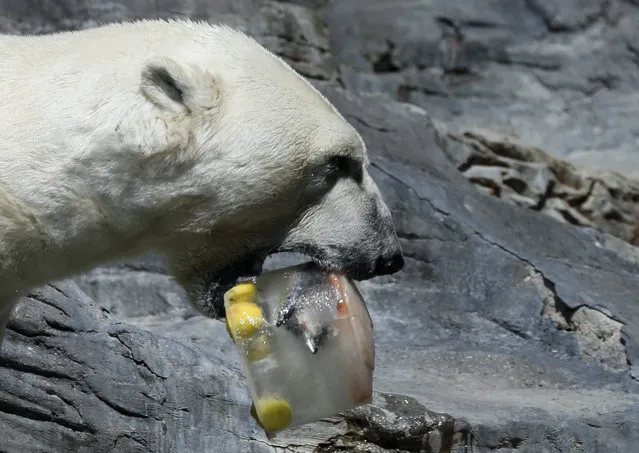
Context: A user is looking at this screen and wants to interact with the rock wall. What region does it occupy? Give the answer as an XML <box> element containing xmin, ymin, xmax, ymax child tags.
<box><xmin>322</xmin><ymin>0</ymin><xmax>639</xmax><ymax>180</ymax></box>
<box><xmin>445</xmin><ymin>128</ymin><xmax>639</xmax><ymax>246</ymax></box>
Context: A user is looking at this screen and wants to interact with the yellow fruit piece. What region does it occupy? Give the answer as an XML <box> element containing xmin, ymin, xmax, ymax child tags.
<box><xmin>246</xmin><ymin>335</ymin><xmax>270</xmax><ymax>361</ymax></box>
<box><xmin>224</xmin><ymin>281</ymin><xmax>257</xmax><ymax>306</ymax></box>
<box><xmin>252</xmin><ymin>396</ymin><xmax>292</xmax><ymax>433</ymax></box>
<box><xmin>226</xmin><ymin>302</ymin><xmax>264</xmax><ymax>340</ymax></box>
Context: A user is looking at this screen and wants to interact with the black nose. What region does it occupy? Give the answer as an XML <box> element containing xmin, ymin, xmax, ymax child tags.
<box><xmin>374</xmin><ymin>252</ymin><xmax>405</xmax><ymax>276</ymax></box>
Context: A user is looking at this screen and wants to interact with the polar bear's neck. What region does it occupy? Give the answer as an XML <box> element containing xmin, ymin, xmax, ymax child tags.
<box><xmin>0</xmin><ymin>165</ymin><xmax>161</xmax><ymax>296</ymax></box>
<box><xmin>0</xmin><ymin>96</ymin><xmax>158</xmax><ymax>295</ymax></box>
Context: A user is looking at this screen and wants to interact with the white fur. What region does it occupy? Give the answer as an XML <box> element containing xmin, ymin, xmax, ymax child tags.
<box><xmin>0</xmin><ymin>19</ymin><xmax>402</xmax><ymax>343</ymax></box>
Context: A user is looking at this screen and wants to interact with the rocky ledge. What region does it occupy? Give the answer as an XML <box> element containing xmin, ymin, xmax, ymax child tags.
<box><xmin>1</xmin><ymin>1</ymin><xmax>639</xmax><ymax>452</ymax></box>
<box><xmin>446</xmin><ymin>128</ymin><xmax>639</xmax><ymax>248</ymax></box>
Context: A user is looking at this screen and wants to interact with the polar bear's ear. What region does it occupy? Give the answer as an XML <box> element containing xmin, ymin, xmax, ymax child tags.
<box><xmin>140</xmin><ymin>57</ymin><xmax>220</xmax><ymax>114</ymax></box>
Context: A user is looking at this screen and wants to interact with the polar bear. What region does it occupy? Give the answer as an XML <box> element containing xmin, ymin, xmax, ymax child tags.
<box><xmin>0</xmin><ymin>19</ymin><xmax>404</xmax><ymax>344</ymax></box>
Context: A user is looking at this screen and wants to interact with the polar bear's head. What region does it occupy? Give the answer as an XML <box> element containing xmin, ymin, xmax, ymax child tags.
<box><xmin>121</xmin><ymin>23</ymin><xmax>404</xmax><ymax>317</ymax></box>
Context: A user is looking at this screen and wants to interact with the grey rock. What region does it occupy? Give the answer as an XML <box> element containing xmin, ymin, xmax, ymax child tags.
<box><xmin>462</xmin><ymin>165</ymin><xmax>507</xmax><ymax>195</ymax></box>
<box><xmin>451</xmin><ymin>130</ymin><xmax>639</xmax><ymax>246</ymax></box>
<box><xmin>253</xmin><ymin>1</ymin><xmax>336</xmax><ymax>80</ymax></box>
<box><xmin>462</xmin><ymin>159</ymin><xmax>553</xmax><ymax>204</ymax></box>
<box><xmin>1</xmin><ymin>281</ymin><xmax>268</xmax><ymax>453</ymax></box>
<box><xmin>525</xmin><ymin>0</ymin><xmax>605</xmax><ymax>32</ymax></box>
<box><xmin>504</xmin><ymin>192</ymin><xmax>538</xmax><ymax>209</ymax></box>
<box><xmin>542</xmin><ymin>197</ymin><xmax>595</xmax><ymax>227</ymax></box>
<box><xmin>319</xmin><ymin>0</ymin><xmax>639</xmax><ymax>180</ymax></box>
<box><xmin>570</xmin><ymin>307</ymin><xmax>627</xmax><ymax>370</ymax></box>
<box><xmin>567</xmin><ymin>150</ymin><xmax>639</xmax><ymax>181</ymax></box>
<box><xmin>318</xmin><ymin>392</ymin><xmax>471</xmax><ymax>453</ymax></box>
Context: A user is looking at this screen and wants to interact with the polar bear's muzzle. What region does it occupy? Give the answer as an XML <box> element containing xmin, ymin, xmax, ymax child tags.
<box><xmin>186</xmin><ymin>219</ymin><xmax>404</xmax><ymax>321</ymax></box>
<box><xmin>189</xmin><ymin>237</ymin><xmax>404</xmax><ymax>320</ymax></box>
<box><xmin>181</xmin><ymin>151</ymin><xmax>404</xmax><ymax>320</ymax></box>
<box><xmin>268</xmin><ymin>168</ymin><xmax>405</xmax><ymax>283</ymax></box>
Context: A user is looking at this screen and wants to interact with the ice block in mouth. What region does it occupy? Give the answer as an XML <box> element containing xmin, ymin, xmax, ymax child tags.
<box><xmin>224</xmin><ymin>262</ymin><xmax>375</xmax><ymax>437</ymax></box>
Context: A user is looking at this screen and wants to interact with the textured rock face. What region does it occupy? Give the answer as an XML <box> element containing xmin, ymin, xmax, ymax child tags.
<box><xmin>443</xmin><ymin>129</ymin><xmax>639</xmax><ymax>246</ymax></box>
<box><xmin>322</xmin><ymin>0</ymin><xmax>639</xmax><ymax>180</ymax></box>
<box><xmin>1</xmin><ymin>1</ymin><xmax>639</xmax><ymax>453</ymax></box>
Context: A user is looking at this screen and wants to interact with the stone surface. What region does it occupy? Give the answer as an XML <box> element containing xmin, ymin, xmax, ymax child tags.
<box><xmin>447</xmin><ymin>129</ymin><xmax>639</xmax><ymax>246</ymax></box>
<box><xmin>320</xmin><ymin>0</ymin><xmax>639</xmax><ymax>180</ymax></box>
<box><xmin>1</xmin><ymin>1</ymin><xmax>639</xmax><ymax>453</ymax></box>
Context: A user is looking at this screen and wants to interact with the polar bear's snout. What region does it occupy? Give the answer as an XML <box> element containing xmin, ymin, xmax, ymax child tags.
<box><xmin>277</xmin><ymin>165</ymin><xmax>405</xmax><ymax>282</ymax></box>
<box><xmin>373</xmin><ymin>245</ymin><xmax>405</xmax><ymax>276</ymax></box>
<box><xmin>365</xmin><ymin>173</ymin><xmax>405</xmax><ymax>278</ymax></box>
<box><xmin>381</xmin><ymin>251</ymin><xmax>405</xmax><ymax>280</ymax></box>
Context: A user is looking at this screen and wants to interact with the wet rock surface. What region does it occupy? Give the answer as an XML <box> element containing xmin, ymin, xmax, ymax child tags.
<box><xmin>1</xmin><ymin>1</ymin><xmax>639</xmax><ymax>453</ymax></box>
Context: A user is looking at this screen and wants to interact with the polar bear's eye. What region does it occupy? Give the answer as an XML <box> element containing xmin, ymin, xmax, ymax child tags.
<box><xmin>327</xmin><ymin>155</ymin><xmax>363</xmax><ymax>184</ymax></box>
